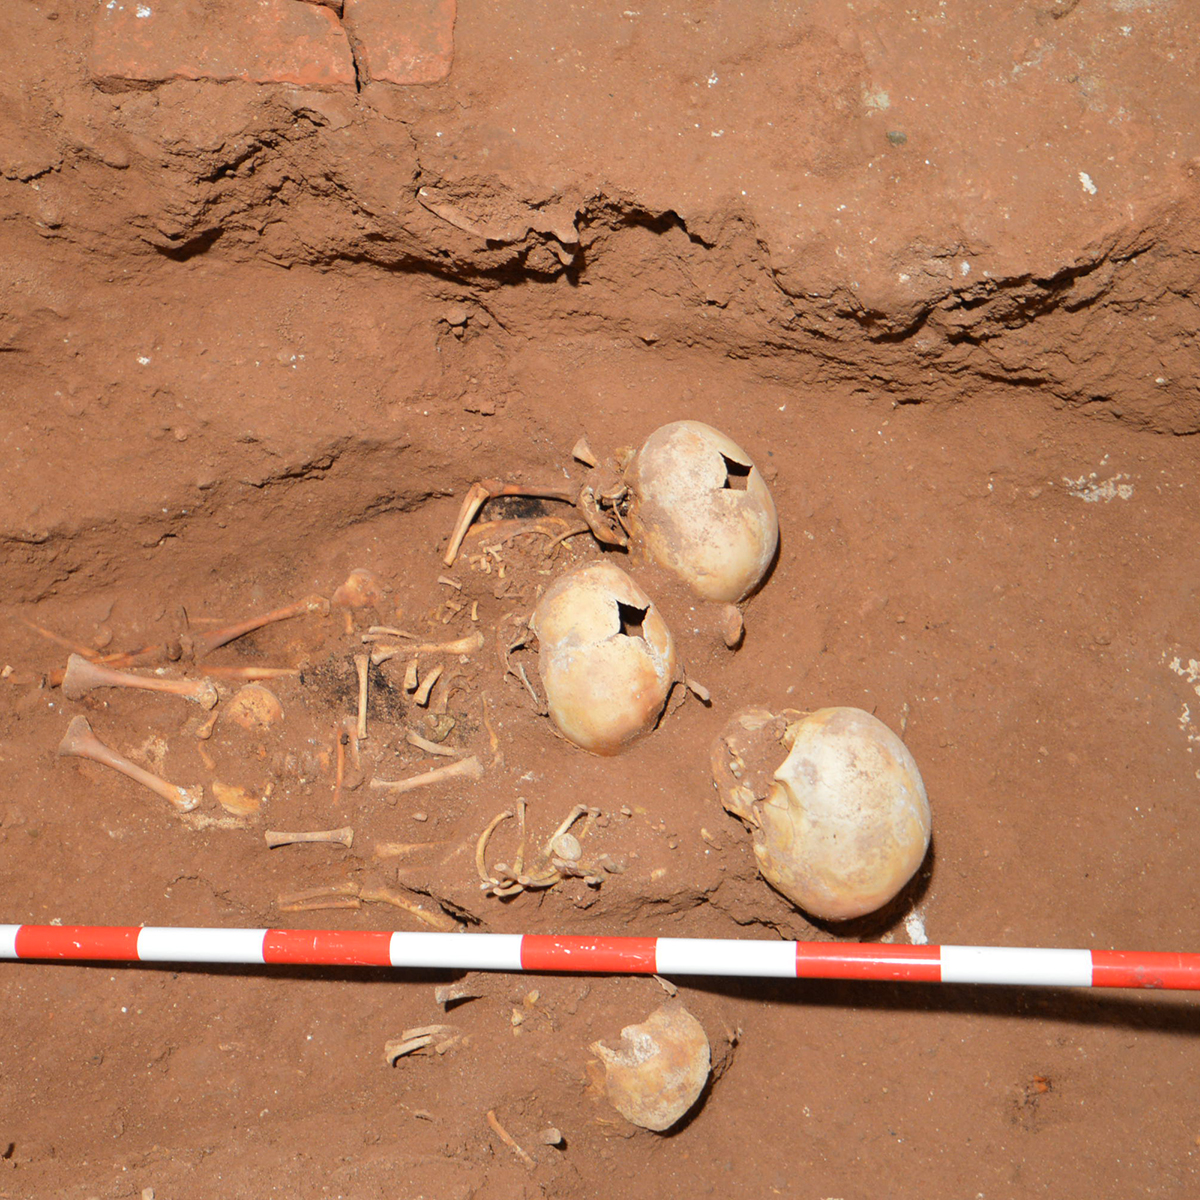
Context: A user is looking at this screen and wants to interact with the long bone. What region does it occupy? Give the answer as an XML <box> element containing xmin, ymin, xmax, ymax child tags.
<box><xmin>57</xmin><ymin>716</ymin><xmax>202</xmax><ymax>813</ymax></box>
<box><xmin>368</xmin><ymin>629</ymin><xmax>484</xmax><ymax>667</ymax></box>
<box><xmin>369</xmin><ymin>755</ymin><xmax>484</xmax><ymax>795</ymax></box>
<box><xmin>61</xmin><ymin>654</ymin><xmax>219</xmax><ymax>710</ymax></box>
<box><xmin>186</xmin><ymin>594</ymin><xmax>329</xmax><ymax>660</ymax></box>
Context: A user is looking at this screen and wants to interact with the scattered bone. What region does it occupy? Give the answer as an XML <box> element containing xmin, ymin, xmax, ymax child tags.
<box><xmin>685</xmin><ymin>676</ymin><xmax>712</xmax><ymax>704</ymax></box>
<box><xmin>552</xmin><ymin>832</ymin><xmax>582</xmax><ymax>862</ymax></box>
<box><xmin>23</xmin><ymin>619</ymin><xmax>99</xmax><ymax>660</ymax></box>
<box><xmin>471</xmin><ymin>600</ymin><xmax>479</xmax><ymax>622</ymax></box>
<box><xmin>486</xmin><ymin>1110</ymin><xmax>536</xmax><ymax>1169</ymax></box>
<box><xmin>435</xmin><ymin>980</ymin><xmax>483</xmax><ymax>1009</ymax></box>
<box><xmin>370</xmin><ymin>630</ymin><xmax>484</xmax><ymax>666</ymax></box>
<box><xmin>264</xmin><ymin>826</ymin><xmax>354</xmax><ymax>849</ymax></box>
<box><xmin>225</xmin><ymin>684</ymin><xmax>284</xmax><ymax>731</ymax></box>
<box><xmin>480</xmin><ymin>692</ymin><xmax>503</xmax><ymax>766</ymax></box>
<box><xmin>402</xmin><ymin>659</ymin><xmax>419</xmax><ymax>692</ymax></box>
<box><xmin>278</xmin><ymin>895</ymin><xmax>361</xmax><ymax>912</ymax></box>
<box><xmin>406</xmin><ymin>729</ymin><xmax>459</xmax><ymax>758</ymax></box>
<box><xmin>385</xmin><ymin>1025</ymin><xmax>459</xmax><ymax>1064</ymax></box>
<box><xmin>354</xmin><ymin>654</ymin><xmax>370</xmax><ymax>740</ymax></box>
<box><xmin>333</xmin><ymin>724</ymin><xmax>347</xmax><ymax>806</ymax></box>
<box><xmin>359</xmin><ymin>885</ymin><xmax>459</xmax><ymax>931</ymax></box>
<box><xmin>370</xmin><ymin>755</ymin><xmax>484</xmax><ymax>796</ymax></box>
<box><xmin>699</xmin><ymin>827</ymin><xmax>721</xmax><ymax>850</ymax></box>
<box><xmin>444</xmin><ymin>480</ymin><xmax>576</xmax><ymax>567</ymax></box>
<box><xmin>437</xmin><ymin>575</ymin><xmax>463</xmax><ymax>591</ymax></box>
<box><xmin>719</xmin><ymin>604</ymin><xmax>745</xmax><ymax>650</ymax></box>
<box><xmin>412</xmin><ymin>664</ymin><xmax>442</xmax><ymax>707</ymax></box>
<box><xmin>212</xmin><ymin>781</ymin><xmax>265</xmax><ymax>817</ymax></box>
<box><xmin>572</xmin><ymin>435</ymin><xmax>598</xmax><ymax>467</ymax></box>
<box><xmin>202</xmin><ymin>665</ymin><xmax>301</xmax><ymax>681</ymax></box>
<box><xmin>342</xmin><ymin>715</ymin><xmax>362</xmax><ymax>775</ymax></box>
<box><xmin>61</xmin><ymin>654</ymin><xmax>218</xmax><ymax>710</ymax></box>
<box><xmin>57</xmin><ymin>716</ymin><xmax>202</xmax><ymax>813</ymax></box>
<box><xmin>538</xmin><ymin>1127</ymin><xmax>565</xmax><ymax>1147</ymax></box>
<box><xmin>188</xmin><ymin>594</ymin><xmax>329</xmax><ymax>660</ymax></box>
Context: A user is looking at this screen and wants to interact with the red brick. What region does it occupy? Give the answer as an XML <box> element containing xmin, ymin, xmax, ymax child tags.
<box><xmin>91</xmin><ymin>0</ymin><xmax>356</xmax><ymax>90</ymax></box>
<box><xmin>343</xmin><ymin>0</ymin><xmax>455</xmax><ymax>85</ymax></box>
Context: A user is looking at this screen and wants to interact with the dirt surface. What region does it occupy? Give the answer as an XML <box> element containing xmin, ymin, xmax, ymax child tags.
<box><xmin>3</xmin><ymin>1</ymin><xmax>1200</xmax><ymax>1197</ymax></box>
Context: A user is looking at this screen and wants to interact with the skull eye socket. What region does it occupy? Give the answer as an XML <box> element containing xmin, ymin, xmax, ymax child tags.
<box><xmin>721</xmin><ymin>454</ymin><xmax>752</xmax><ymax>491</ymax></box>
<box><xmin>615</xmin><ymin>601</ymin><xmax>648</xmax><ymax>640</ymax></box>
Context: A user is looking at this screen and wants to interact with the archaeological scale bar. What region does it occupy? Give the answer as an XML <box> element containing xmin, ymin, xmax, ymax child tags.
<box><xmin>3</xmin><ymin>925</ymin><xmax>1200</xmax><ymax>989</ymax></box>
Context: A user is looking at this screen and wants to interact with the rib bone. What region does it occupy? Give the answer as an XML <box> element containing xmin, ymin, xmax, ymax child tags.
<box><xmin>444</xmin><ymin>480</ymin><xmax>575</xmax><ymax>567</ymax></box>
<box><xmin>57</xmin><ymin>715</ymin><xmax>202</xmax><ymax>812</ymax></box>
<box><xmin>62</xmin><ymin>654</ymin><xmax>218</xmax><ymax>710</ymax></box>
<box><xmin>264</xmin><ymin>826</ymin><xmax>354</xmax><ymax>849</ymax></box>
<box><xmin>369</xmin><ymin>755</ymin><xmax>484</xmax><ymax>795</ymax></box>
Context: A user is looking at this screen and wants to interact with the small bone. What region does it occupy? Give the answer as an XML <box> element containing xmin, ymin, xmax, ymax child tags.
<box><xmin>542</xmin><ymin>804</ymin><xmax>589</xmax><ymax>860</ymax></box>
<box><xmin>194</xmin><ymin>708</ymin><xmax>220</xmax><ymax>741</ymax></box>
<box><xmin>57</xmin><ymin>715</ymin><xmax>202</xmax><ymax>812</ymax></box>
<box><xmin>384</xmin><ymin>1025</ymin><xmax>459</xmax><ymax>1064</ymax></box>
<box><xmin>685</xmin><ymin>676</ymin><xmax>711</xmax><ymax>704</ymax></box>
<box><xmin>189</xmin><ymin>594</ymin><xmax>328</xmax><ymax>660</ymax></box>
<box><xmin>403</xmin><ymin>659</ymin><xmax>419</xmax><ymax>692</ymax></box>
<box><xmin>412</xmin><ymin>664</ymin><xmax>442</xmax><ymax>707</ymax></box>
<box><xmin>437</xmin><ymin>575</ymin><xmax>463</xmax><ymax>590</ymax></box>
<box><xmin>371</xmin><ymin>630</ymin><xmax>484</xmax><ymax>666</ymax></box>
<box><xmin>370</xmin><ymin>755</ymin><xmax>484</xmax><ymax>796</ymax></box>
<box><xmin>405</xmin><ymin>730</ymin><xmax>459</xmax><ymax>757</ymax></box>
<box><xmin>719</xmin><ymin>604</ymin><xmax>745</xmax><ymax>649</ymax></box>
<box><xmin>354</xmin><ymin>654</ymin><xmax>370</xmax><ymax>740</ymax></box>
<box><xmin>61</xmin><ymin>654</ymin><xmax>218</xmax><ymax>710</ymax></box>
<box><xmin>263</xmin><ymin>826</ymin><xmax>354</xmax><ymax>849</ymax></box>
<box><xmin>333</xmin><ymin>568</ymin><xmax>385</xmax><ymax>618</ymax></box>
<box><xmin>359</xmin><ymin>885</ymin><xmax>459</xmax><ymax>931</ymax></box>
<box><xmin>487</xmin><ymin>1110</ymin><xmax>535</xmax><ymax>1169</ymax></box>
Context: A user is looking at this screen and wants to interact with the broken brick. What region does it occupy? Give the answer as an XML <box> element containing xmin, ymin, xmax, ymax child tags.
<box><xmin>90</xmin><ymin>0</ymin><xmax>356</xmax><ymax>91</ymax></box>
<box><xmin>343</xmin><ymin>0</ymin><xmax>455</xmax><ymax>85</ymax></box>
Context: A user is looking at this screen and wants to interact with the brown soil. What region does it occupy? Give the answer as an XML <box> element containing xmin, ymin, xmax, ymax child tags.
<box><xmin>3</xmin><ymin>1</ymin><xmax>1200</xmax><ymax>1197</ymax></box>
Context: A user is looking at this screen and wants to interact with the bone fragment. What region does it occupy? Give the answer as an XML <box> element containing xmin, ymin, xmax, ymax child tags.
<box><xmin>61</xmin><ymin>654</ymin><xmax>218</xmax><ymax>710</ymax></box>
<box><xmin>437</xmin><ymin>575</ymin><xmax>462</xmax><ymax>590</ymax></box>
<box><xmin>405</xmin><ymin>730</ymin><xmax>459</xmax><ymax>757</ymax></box>
<box><xmin>412</xmin><ymin>664</ymin><xmax>442</xmax><ymax>707</ymax></box>
<box><xmin>719</xmin><ymin>604</ymin><xmax>745</xmax><ymax>650</ymax></box>
<box><xmin>276</xmin><ymin>881</ymin><xmax>361</xmax><ymax>907</ymax></box>
<box><xmin>685</xmin><ymin>676</ymin><xmax>712</xmax><ymax>704</ymax></box>
<box><xmin>402</xmin><ymin>659</ymin><xmax>419</xmax><ymax>692</ymax></box>
<box><xmin>372</xmin><ymin>839</ymin><xmax>443</xmax><ymax>859</ymax></box>
<box><xmin>277</xmin><ymin>896</ymin><xmax>361</xmax><ymax>913</ymax></box>
<box><xmin>57</xmin><ymin>715</ymin><xmax>202</xmax><ymax>812</ymax></box>
<box><xmin>444</xmin><ymin>481</ymin><xmax>576</xmax><ymax>567</ymax></box>
<box><xmin>539</xmin><ymin>1126</ymin><xmax>565</xmax><ymax>1147</ymax></box>
<box><xmin>384</xmin><ymin>1025</ymin><xmax>458</xmax><ymax>1065</ymax></box>
<box><xmin>572</xmin><ymin>435</ymin><xmax>598</xmax><ymax>467</ymax></box>
<box><xmin>189</xmin><ymin>594</ymin><xmax>328</xmax><ymax>660</ymax></box>
<box><xmin>264</xmin><ymin>826</ymin><xmax>354</xmax><ymax>849</ymax></box>
<box><xmin>435</xmin><ymin>980</ymin><xmax>483</xmax><ymax>1009</ymax></box>
<box><xmin>487</xmin><ymin>1110</ymin><xmax>535</xmax><ymax>1169</ymax></box>
<box><xmin>354</xmin><ymin>654</ymin><xmax>370</xmax><ymax>740</ymax></box>
<box><xmin>369</xmin><ymin>755</ymin><xmax>484</xmax><ymax>796</ymax></box>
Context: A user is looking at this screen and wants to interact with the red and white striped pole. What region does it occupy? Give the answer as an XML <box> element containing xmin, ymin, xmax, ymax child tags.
<box><xmin>3</xmin><ymin>925</ymin><xmax>1199</xmax><ymax>989</ymax></box>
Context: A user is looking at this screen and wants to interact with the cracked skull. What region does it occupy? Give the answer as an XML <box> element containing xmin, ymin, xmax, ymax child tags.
<box><xmin>531</xmin><ymin>561</ymin><xmax>677</xmax><ymax>755</ymax></box>
<box><xmin>627</xmin><ymin>420</ymin><xmax>779</xmax><ymax>603</ymax></box>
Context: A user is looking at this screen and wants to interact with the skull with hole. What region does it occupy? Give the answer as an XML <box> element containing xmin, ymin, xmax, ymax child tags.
<box><xmin>626</xmin><ymin>420</ymin><xmax>779</xmax><ymax>603</ymax></box>
<box><xmin>712</xmin><ymin>706</ymin><xmax>931</xmax><ymax>921</ymax></box>
<box><xmin>531</xmin><ymin>561</ymin><xmax>677</xmax><ymax>755</ymax></box>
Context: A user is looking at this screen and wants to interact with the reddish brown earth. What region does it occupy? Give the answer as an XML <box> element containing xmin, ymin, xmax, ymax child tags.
<box><xmin>3</xmin><ymin>1</ymin><xmax>1200</xmax><ymax>1197</ymax></box>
